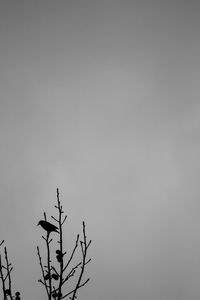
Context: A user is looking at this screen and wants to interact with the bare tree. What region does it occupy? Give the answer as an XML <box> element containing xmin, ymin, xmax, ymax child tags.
<box><xmin>37</xmin><ymin>188</ymin><xmax>92</xmax><ymax>300</ymax></box>
<box><xmin>0</xmin><ymin>240</ymin><xmax>21</xmax><ymax>300</ymax></box>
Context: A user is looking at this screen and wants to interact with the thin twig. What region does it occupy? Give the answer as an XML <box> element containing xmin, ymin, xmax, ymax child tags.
<box><xmin>0</xmin><ymin>254</ymin><xmax>6</xmax><ymax>300</ymax></box>
<box><xmin>70</xmin><ymin>222</ymin><xmax>91</xmax><ymax>300</ymax></box>
<box><xmin>63</xmin><ymin>235</ymin><xmax>79</xmax><ymax>273</ymax></box>
<box><xmin>4</xmin><ymin>247</ymin><xmax>12</xmax><ymax>298</ymax></box>
<box><xmin>37</xmin><ymin>246</ymin><xmax>49</xmax><ymax>296</ymax></box>
<box><xmin>62</xmin><ymin>278</ymin><xmax>90</xmax><ymax>299</ymax></box>
<box><xmin>46</xmin><ymin>232</ymin><xmax>52</xmax><ymax>300</ymax></box>
<box><xmin>0</xmin><ymin>241</ymin><xmax>4</xmax><ymax>247</ymax></box>
<box><xmin>57</xmin><ymin>188</ymin><xmax>64</xmax><ymax>300</ymax></box>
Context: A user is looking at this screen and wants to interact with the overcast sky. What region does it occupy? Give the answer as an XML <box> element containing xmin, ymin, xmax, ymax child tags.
<box><xmin>0</xmin><ymin>0</ymin><xmax>200</xmax><ymax>299</ymax></box>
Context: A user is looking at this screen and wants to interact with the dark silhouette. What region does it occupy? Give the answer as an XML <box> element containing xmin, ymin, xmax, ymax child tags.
<box><xmin>15</xmin><ymin>291</ymin><xmax>21</xmax><ymax>300</ymax></box>
<box><xmin>37</xmin><ymin>220</ymin><xmax>59</xmax><ymax>233</ymax></box>
<box><xmin>0</xmin><ymin>241</ymin><xmax>21</xmax><ymax>300</ymax></box>
<box><xmin>0</xmin><ymin>189</ymin><xmax>91</xmax><ymax>300</ymax></box>
<box><xmin>37</xmin><ymin>189</ymin><xmax>91</xmax><ymax>300</ymax></box>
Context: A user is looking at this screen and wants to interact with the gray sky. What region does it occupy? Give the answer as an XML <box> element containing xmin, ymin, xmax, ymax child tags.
<box><xmin>0</xmin><ymin>0</ymin><xmax>200</xmax><ymax>299</ymax></box>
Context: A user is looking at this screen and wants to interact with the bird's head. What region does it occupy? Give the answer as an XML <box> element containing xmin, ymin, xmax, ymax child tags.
<box><xmin>37</xmin><ymin>220</ymin><xmax>42</xmax><ymax>226</ymax></box>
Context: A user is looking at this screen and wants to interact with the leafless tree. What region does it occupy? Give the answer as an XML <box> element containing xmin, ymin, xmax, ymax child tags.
<box><xmin>0</xmin><ymin>240</ymin><xmax>21</xmax><ymax>300</ymax></box>
<box><xmin>37</xmin><ymin>188</ymin><xmax>92</xmax><ymax>300</ymax></box>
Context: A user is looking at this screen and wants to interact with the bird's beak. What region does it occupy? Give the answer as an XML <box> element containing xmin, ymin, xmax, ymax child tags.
<box><xmin>37</xmin><ymin>222</ymin><xmax>39</xmax><ymax>226</ymax></box>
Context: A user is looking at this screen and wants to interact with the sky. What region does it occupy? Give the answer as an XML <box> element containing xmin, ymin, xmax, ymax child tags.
<box><xmin>0</xmin><ymin>0</ymin><xmax>200</xmax><ymax>299</ymax></box>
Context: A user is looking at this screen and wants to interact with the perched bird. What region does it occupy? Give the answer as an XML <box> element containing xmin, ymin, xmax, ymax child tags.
<box><xmin>37</xmin><ymin>220</ymin><xmax>59</xmax><ymax>233</ymax></box>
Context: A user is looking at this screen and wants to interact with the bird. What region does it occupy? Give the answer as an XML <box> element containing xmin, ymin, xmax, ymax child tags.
<box><xmin>37</xmin><ymin>220</ymin><xmax>59</xmax><ymax>233</ymax></box>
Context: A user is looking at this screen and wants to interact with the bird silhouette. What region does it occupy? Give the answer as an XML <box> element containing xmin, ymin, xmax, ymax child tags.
<box><xmin>37</xmin><ymin>220</ymin><xmax>59</xmax><ymax>233</ymax></box>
